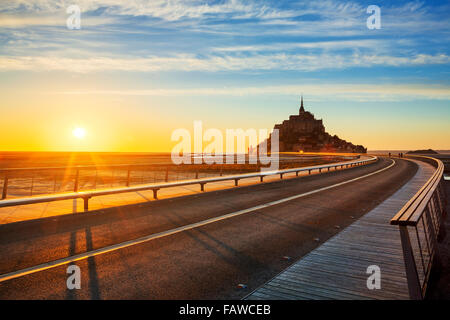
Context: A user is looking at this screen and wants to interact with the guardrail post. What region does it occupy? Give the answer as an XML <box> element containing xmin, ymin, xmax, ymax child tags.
<box><xmin>260</xmin><ymin>176</ymin><xmax>264</xmax><ymax>182</ymax></box>
<box><xmin>200</xmin><ymin>183</ymin><xmax>205</xmax><ymax>192</ymax></box>
<box><xmin>399</xmin><ymin>225</ymin><xmax>423</xmax><ymax>300</ymax></box>
<box><xmin>83</xmin><ymin>197</ymin><xmax>90</xmax><ymax>212</ymax></box>
<box><xmin>280</xmin><ymin>173</ymin><xmax>283</xmax><ymax>179</ymax></box>
<box><xmin>74</xmin><ymin>169</ymin><xmax>79</xmax><ymax>192</ymax></box>
<box><xmin>153</xmin><ymin>189</ymin><xmax>159</xmax><ymax>200</ymax></box>
<box><xmin>2</xmin><ymin>176</ymin><xmax>8</xmax><ymax>200</ymax></box>
<box><xmin>234</xmin><ymin>179</ymin><xmax>239</xmax><ymax>187</ymax></box>
<box><xmin>308</xmin><ymin>169</ymin><xmax>311</xmax><ymax>175</ymax></box>
<box><xmin>296</xmin><ymin>171</ymin><xmax>299</xmax><ymax>176</ymax></box>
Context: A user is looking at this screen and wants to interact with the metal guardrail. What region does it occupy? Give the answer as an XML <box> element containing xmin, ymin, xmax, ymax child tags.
<box><xmin>390</xmin><ymin>155</ymin><xmax>447</xmax><ymax>300</ymax></box>
<box><xmin>0</xmin><ymin>154</ymin><xmax>355</xmax><ymax>174</ymax></box>
<box><xmin>0</xmin><ymin>154</ymin><xmax>357</xmax><ymax>199</ymax></box>
<box><xmin>0</xmin><ymin>156</ymin><xmax>377</xmax><ymax>212</ymax></box>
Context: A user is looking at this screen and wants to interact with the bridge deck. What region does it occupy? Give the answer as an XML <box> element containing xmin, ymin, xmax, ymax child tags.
<box><xmin>245</xmin><ymin>159</ymin><xmax>435</xmax><ymax>300</ymax></box>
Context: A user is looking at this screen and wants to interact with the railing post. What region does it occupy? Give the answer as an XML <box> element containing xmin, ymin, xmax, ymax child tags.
<box><xmin>2</xmin><ymin>176</ymin><xmax>8</xmax><ymax>200</ymax></box>
<box><xmin>126</xmin><ymin>168</ymin><xmax>131</xmax><ymax>187</ymax></box>
<box><xmin>152</xmin><ymin>189</ymin><xmax>159</xmax><ymax>200</ymax></box>
<box><xmin>83</xmin><ymin>197</ymin><xmax>90</xmax><ymax>212</ymax></box>
<box><xmin>74</xmin><ymin>169</ymin><xmax>79</xmax><ymax>192</ymax></box>
<box><xmin>399</xmin><ymin>225</ymin><xmax>423</xmax><ymax>300</ymax></box>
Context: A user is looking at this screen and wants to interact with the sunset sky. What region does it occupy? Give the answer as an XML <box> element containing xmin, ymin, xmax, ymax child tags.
<box><xmin>1</xmin><ymin>0</ymin><xmax>449</xmax><ymax>152</ymax></box>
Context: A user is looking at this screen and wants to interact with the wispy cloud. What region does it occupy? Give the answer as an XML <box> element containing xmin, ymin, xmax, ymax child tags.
<box><xmin>0</xmin><ymin>14</ymin><xmax>114</xmax><ymax>27</ymax></box>
<box><xmin>51</xmin><ymin>83</ymin><xmax>450</xmax><ymax>102</ymax></box>
<box><xmin>1</xmin><ymin>53</ymin><xmax>448</xmax><ymax>73</ymax></box>
<box><xmin>0</xmin><ymin>0</ymin><xmax>292</xmax><ymax>22</ymax></box>
<box><xmin>212</xmin><ymin>40</ymin><xmax>389</xmax><ymax>53</ymax></box>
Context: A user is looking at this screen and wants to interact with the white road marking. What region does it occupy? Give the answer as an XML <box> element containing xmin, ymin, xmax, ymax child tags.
<box><xmin>0</xmin><ymin>159</ymin><xmax>395</xmax><ymax>283</ymax></box>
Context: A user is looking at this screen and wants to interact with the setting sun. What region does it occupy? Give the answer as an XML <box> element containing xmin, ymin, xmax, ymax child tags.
<box><xmin>73</xmin><ymin>127</ymin><xmax>86</xmax><ymax>139</ymax></box>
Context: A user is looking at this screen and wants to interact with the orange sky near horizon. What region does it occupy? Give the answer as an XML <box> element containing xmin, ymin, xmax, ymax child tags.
<box><xmin>1</xmin><ymin>82</ymin><xmax>449</xmax><ymax>153</ymax></box>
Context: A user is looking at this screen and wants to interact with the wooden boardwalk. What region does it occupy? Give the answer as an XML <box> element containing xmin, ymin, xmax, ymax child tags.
<box><xmin>245</xmin><ymin>159</ymin><xmax>435</xmax><ymax>300</ymax></box>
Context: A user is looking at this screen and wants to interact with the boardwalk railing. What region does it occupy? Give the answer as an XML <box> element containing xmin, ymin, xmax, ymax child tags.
<box><xmin>391</xmin><ymin>155</ymin><xmax>447</xmax><ymax>299</ymax></box>
<box><xmin>0</xmin><ymin>156</ymin><xmax>377</xmax><ymax>212</ymax></box>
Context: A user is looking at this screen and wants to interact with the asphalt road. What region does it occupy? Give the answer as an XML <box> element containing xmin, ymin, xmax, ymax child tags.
<box><xmin>0</xmin><ymin>157</ymin><xmax>418</xmax><ymax>299</ymax></box>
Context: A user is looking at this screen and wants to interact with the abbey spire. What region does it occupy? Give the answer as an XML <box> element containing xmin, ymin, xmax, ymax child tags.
<box><xmin>299</xmin><ymin>95</ymin><xmax>305</xmax><ymax>113</ymax></box>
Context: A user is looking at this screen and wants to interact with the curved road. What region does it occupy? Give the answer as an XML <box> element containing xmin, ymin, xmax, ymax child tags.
<box><xmin>0</xmin><ymin>157</ymin><xmax>417</xmax><ymax>299</ymax></box>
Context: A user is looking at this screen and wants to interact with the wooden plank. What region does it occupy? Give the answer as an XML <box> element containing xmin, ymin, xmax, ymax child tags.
<box><xmin>276</xmin><ymin>270</ymin><xmax>409</xmax><ymax>300</ymax></box>
<box><xmin>245</xmin><ymin>159</ymin><xmax>435</xmax><ymax>300</ymax></box>
<box><xmin>268</xmin><ymin>278</ymin><xmax>371</xmax><ymax>300</ymax></box>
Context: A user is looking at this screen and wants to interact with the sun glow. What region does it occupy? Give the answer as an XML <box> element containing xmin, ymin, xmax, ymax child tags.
<box><xmin>73</xmin><ymin>127</ymin><xmax>86</xmax><ymax>139</ymax></box>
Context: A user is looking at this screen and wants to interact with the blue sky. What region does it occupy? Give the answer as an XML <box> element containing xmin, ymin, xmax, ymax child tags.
<box><xmin>0</xmin><ymin>0</ymin><xmax>449</xmax><ymax>151</ymax></box>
